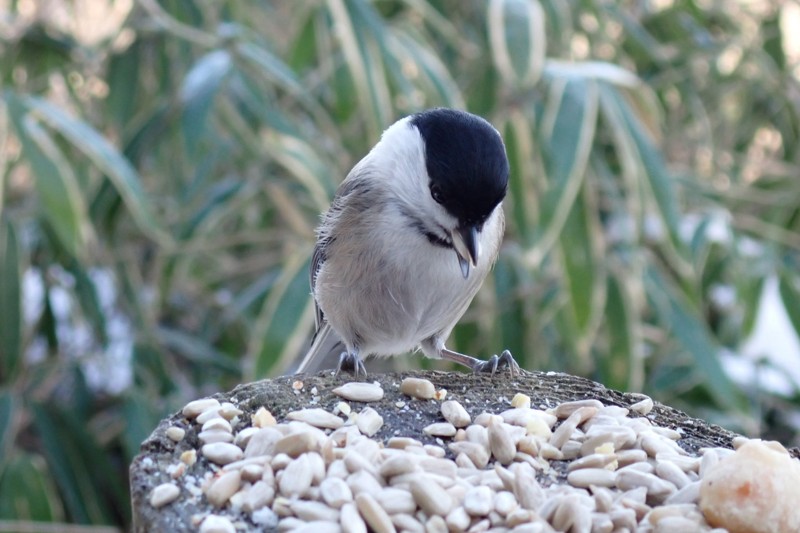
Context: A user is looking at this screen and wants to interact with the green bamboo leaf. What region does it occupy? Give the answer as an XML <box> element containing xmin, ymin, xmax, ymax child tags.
<box><xmin>325</xmin><ymin>0</ymin><xmax>391</xmax><ymax>138</ymax></box>
<box><xmin>179</xmin><ymin>49</ymin><xmax>232</xmax><ymax>155</ymax></box>
<box><xmin>0</xmin><ymin>452</ymin><xmax>65</xmax><ymax>521</ymax></box>
<box><xmin>528</xmin><ymin>77</ymin><xmax>598</xmax><ymax>264</ymax></box>
<box><xmin>608</xmin><ymin>89</ymin><xmax>690</xmax><ymax>267</ymax></box>
<box><xmin>601</xmin><ymin>3</ymin><xmax>669</xmax><ymax>64</ymax></box>
<box><xmin>544</xmin><ymin>60</ymin><xmax>639</xmax><ymax>87</ymax></box>
<box><xmin>65</xmin><ymin>261</ymin><xmax>108</xmax><ymax>346</ymax></box>
<box><xmin>236</xmin><ymin>42</ymin><xmax>306</xmax><ymax>96</ymax></box>
<box><xmin>0</xmin><ymin>219</ymin><xmax>21</xmax><ymax>384</ymax></box>
<box><xmin>287</xmin><ymin>5</ymin><xmax>319</xmax><ymax>70</ymax></box>
<box><xmin>502</xmin><ymin>111</ymin><xmax>540</xmax><ymax>244</ymax></box>
<box><xmin>121</xmin><ymin>392</ymin><xmax>165</xmax><ymax>461</ymax></box>
<box><xmin>31</xmin><ymin>404</ymin><xmax>119</xmax><ymax>524</ymax></box>
<box><xmin>558</xmin><ymin>186</ymin><xmax>605</xmax><ymax>353</ymax></box>
<box><xmin>0</xmin><ymin>391</ymin><xmax>16</xmax><ymax>459</ymax></box>
<box><xmin>235</xmin><ymin>41</ymin><xmax>338</xmax><ymax>139</ymax></box>
<box><xmin>249</xmin><ymin>251</ymin><xmax>314</xmax><ymax>378</ymax></box>
<box><xmin>392</xmin><ymin>32</ymin><xmax>464</xmax><ymax>109</ymax></box>
<box><xmin>6</xmin><ymin>95</ymin><xmax>90</xmax><ymax>258</ymax></box>
<box><xmin>538</xmin><ymin>0</ymin><xmax>572</xmax><ymax>51</ymax></box>
<box><xmin>105</xmin><ymin>39</ymin><xmax>141</xmax><ymax>128</ymax></box>
<box><xmin>778</xmin><ymin>271</ymin><xmax>800</xmax><ymax>339</ymax></box>
<box><xmin>131</xmin><ymin>342</ymin><xmax>177</xmax><ymax>397</ymax></box>
<box><xmin>228</xmin><ymin>72</ymin><xmax>298</xmax><ymax>136</ymax></box>
<box><xmin>15</xmin><ymin>93</ymin><xmax>169</xmax><ymax>245</ymax></box>
<box><xmin>646</xmin><ymin>267</ymin><xmax>741</xmax><ymax>407</ymax></box>
<box><xmin>487</xmin><ymin>0</ymin><xmax>546</xmax><ymax>86</ymax></box>
<box><xmin>493</xmin><ymin>252</ymin><xmax>528</xmax><ymax>366</ymax></box>
<box><xmin>598</xmin><ymin>84</ymin><xmax>643</xmax><ymax>233</ymax></box>
<box><xmin>604</xmin><ymin>272</ymin><xmax>640</xmax><ymax>390</ymax></box>
<box><xmin>155</xmin><ymin>327</ymin><xmax>240</xmax><ymax>374</ymax></box>
<box><xmin>261</xmin><ymin>130</ymin><xmax>336</xmax><ymax>210</ymax></box>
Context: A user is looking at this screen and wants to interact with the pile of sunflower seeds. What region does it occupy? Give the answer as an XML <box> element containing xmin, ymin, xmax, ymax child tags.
<box><xmin>149</xmin><ymin>377</ymin><xmax>732</xmax><ymax>532</ymax></box>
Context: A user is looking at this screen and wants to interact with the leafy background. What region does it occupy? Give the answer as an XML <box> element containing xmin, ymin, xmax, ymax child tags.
<box><xmin>1</xmin><ymin>0</ymin><xmax>800</xmax><ymax>528</ymax></box>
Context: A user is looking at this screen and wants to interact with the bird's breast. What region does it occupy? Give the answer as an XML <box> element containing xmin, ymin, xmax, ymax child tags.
<box><xmin>315</xmin><ymin>207</ymin><xmax>502</xmax><ymax>356</ymax></box>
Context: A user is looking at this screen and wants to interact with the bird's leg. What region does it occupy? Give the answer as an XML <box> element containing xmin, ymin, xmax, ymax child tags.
<box><xmin>336</xmin><ymin>348</ymin><xmax>367</xmax><ymax>378</ymax></box>
<box><xmin>440</xmin><ymin>348</ymin><xmax>520</xmax><ymax>376</ymax></box>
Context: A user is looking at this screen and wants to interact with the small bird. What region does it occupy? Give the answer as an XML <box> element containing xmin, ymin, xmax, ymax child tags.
<box><xmin>296</xmin><ymin>108</ymin><xmax>519</xmax><ymax>376</ymax></box>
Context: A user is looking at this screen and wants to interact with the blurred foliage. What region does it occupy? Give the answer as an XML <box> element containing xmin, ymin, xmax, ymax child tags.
<box><xmin>1</xmin><ymin>0</ymin><xmax>800</xmax><ymax>528</ymax></box>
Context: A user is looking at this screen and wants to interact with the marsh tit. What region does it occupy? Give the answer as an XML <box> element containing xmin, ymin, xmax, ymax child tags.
<box><xmin>295</xmin><ymin>108</ymin><xmax>519</xmax><ymax>376</ymax></box>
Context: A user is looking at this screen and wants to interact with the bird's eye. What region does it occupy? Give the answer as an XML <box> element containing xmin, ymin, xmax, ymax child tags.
<box><xmin>430</xmin><ymin>184</ymin><xmax>444</xmax><ymax>204</ymax></box>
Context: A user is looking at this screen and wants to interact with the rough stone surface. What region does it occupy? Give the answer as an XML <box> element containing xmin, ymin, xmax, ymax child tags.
<box><xmin>130</xmin><ymin>370</ymin><xmax>752</xmax><ymax>532</ymax></box>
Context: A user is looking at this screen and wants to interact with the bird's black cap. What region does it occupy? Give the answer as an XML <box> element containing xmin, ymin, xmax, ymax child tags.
<box><xmin>410</xmin><ymin>108</ymin><xmax>509</xmax><ymax>228</ymax></box>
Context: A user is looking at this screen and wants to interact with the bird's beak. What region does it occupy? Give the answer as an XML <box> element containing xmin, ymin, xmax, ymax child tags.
<box><xmin>452</xmin><ymin>224</ymin><xmax>480</xmax><ymax>279</ymax></box>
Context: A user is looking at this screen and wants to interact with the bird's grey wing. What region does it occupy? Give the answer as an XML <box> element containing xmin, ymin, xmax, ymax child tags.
<box><xmin>310</xmin><ymin>238</ymin><xmax>327</xmax><ymax>330</ymax></box>
<box><xmin>296</xmin><ymin>181</ymin><xmax>357</xmax><ymax>374</ymax></box>
<box><xmin>295</xmin><ymin>321</ymin><xmax>344</xmax><ymax>374</ymax></box>
<box><xmin>295</xmin><ymin>238</ymin><xmax>344</xmax><ymax>374</ymax></box>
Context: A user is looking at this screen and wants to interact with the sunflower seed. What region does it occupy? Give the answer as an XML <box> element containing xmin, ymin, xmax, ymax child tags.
<box><xmin>347</xmin><ymin>470</ymin><xmax>383</xmax><ymax>496</ymax></box>
<box><xmin>664</xmin><ymin>480</ymin><xmax>700</xmax><ymax>504</ymax></box>
<box><xmin>356</xmin><ymin>407</ymin><xmax>383</xmax><ymax>437</ymax></box>
<box><xmin>340</xmin><ymin>502</ymin><xmax>367</xmax><ymax>533</ymax></box>
<box><xmin>445</xmin><ymin>505</ymin><xmax>471</xmax><ymax>531</ymax></box>
<box><xmin>355</xmin><ymin>492</ymin><xmax>395</xmax><ymax>533</ymax></box>
<box><xmin>292</xmin><ymin>521</ymin><xmax>341</xmax><ymax>533</ymax></box>
<box><xmin>425</xmin><ymin>514</ymin><xmax>447</xmax><ymax>533</ymax></box>
<box><xmin>199</xmin><ymin>514</ymin><xmax>235</xmax><ymax>533</ymax></box>
<box><xmin>655</xmin><ymin>459</ymin><xmax>691</xmax><ymax>489</ymax></box>
<box><xmin>616</xmin><ymin>468</ymin><xmax>677</xmax><ymax>502</ymax></box>
<box><xmin>374</xmin><ymin>487</ymin><xmax>416</xmax><ymax>514</ymax></box>
<box><xmin>291</xmin><ymin>500</ymin><xmax>340</xmax><ymax>522</ymax></box>
<box><xmin>386</xmin><ymin>437</ymin><xmax>422</xmax><ymax>449</ymax></box>
<box><xmin>441</xmin><ymin>400</ymin><xmax>471</xmax><ymax>427</ymax></box>
<box><xmin>202</xmin><ymin>442</ymin><xmax>243</xmax><ymax>465</ymax></box>
<box><xmin>465</xmin><ymin>424</ymin><xmax>489</xmax><ymax>448</ymax></box>
<box><xmin>391</xmin><ymin>513</ymin><xmax>422</xmax><ymax>532</ymax></box>
<box><xmin>183</xmin><ymin>398</ymin><xmax>221</xmax><ymax>419</ymax></box>
<box><xmin>196</xmin><ymin>408</ymin><xmax>224</xmax><ymax>425</ymax></box>
<box><xmin>273</xmin><ymin>429</ymin><xmax>319</xmax><ymax>457</ymax></box>
<box><xmin>410</xmin><ymin>476</ymin><xmax>453</xmax><ymax>516</ymax></box>
<box><xmin>488</xmin><ymin>421</ymin><xmax>516</xmax><ymax>465</ymax></box>
<box><xmin>399</xmin><ymin>377</ymin><xmax>436</xmax><ymax>400</ymax></box>
<box><xmin>218</xmin><ymin>402</ymin><xmax>243</xmax><ymax>421</ymax></box>
<box><xmin>448</xmin><ymin>441</ymin><xmax>490</xmax><ymax>469</ymax></box>
<box><xmin>333</xmin><ymin>382</ymin><xmax>385</xmax><ymax>402</ymax></box>
<box><xmin>279</xmin><ymin>453</ymin><xmax>313</xmax><ymax>497</ymax></box>
<box><xmin>552</xmin><ymin>399</ymin><xmax>604</xmax><ymax>418</ymax></box>
<box><xmin>252</xmin><ymin>406</ymin><xmax>277</xmax><ymax>428</ymax></box>
<box><xmin>424</xmin><ymin>422</ymin><xmax>457</xmax><ymax>437</ymax></box>
<box><xmin>166</xmin><ymin>426</ymin><xmax>185</xmax><ymax>442</ymax></box>
<box><xmin>464</xmin><ymin>485</ymin><xmax>494</xmax><ymax>516</ymax></box>
<box><xmin>567</xmin><ymin>452</ymin><xmax>617</xmax><ymax>471</ymax></box>
<box><xmin>206</xmin><ymin>470</ymin><xmax>241</xmax><ymax>507</ymax></box>
<box><xmin>202</xmin><ymin>417</ymin><xmax>232</xmax><ymax>433</ymax></box>
<box><xmin>149</xmin><ymin>483</ymin><xmax>180</xmax><ymax>508</ymax></box>
<box><xmin>567</xmin><ymin>468</ymin><xmax>618</xmax><ymax>488</ymax></box>
<box><xmin>418</xmin><ymin>456</ymin><xmax>457</xmax><ymax>479</ymax></box>
<box><xmin>630</xmin><ymin>396</ymin><xmax>654</xmax><ymax>416</ymax></box>
<box><xmin>287</xmin><ymin>408</ymin><xmax>343</xmax><ymax>429</ymax></box>
<box><xmin>199</xmin><ymin>429</ymin><xmax>234</xmax><ymax>445</ymax></box>
<box><xmin>510</xmin><ymin>393</ymin><xmax>531</xmax><ymax>409</ymax></box>
<box><xmin>242</xmin><ymin>480</ymin><xmax>275</xmax><ymax>513</ymax></box>
<box><xmin>513</xmin><ymin>463</ymin><xmax>543</xmax><ymax>511</ymax></box>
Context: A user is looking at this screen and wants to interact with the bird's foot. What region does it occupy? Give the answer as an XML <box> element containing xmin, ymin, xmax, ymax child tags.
<box><xmin>336</xmin><ymin>351</ymin><xmax>367</xmax><ymax>378</ymax></box>
<box><xmin>440</xmin><ymin>348</ymin><xmax>520</xmax><ymax>376</ymax></box>
<box><xmin>470</xmin><ymin>350</ymin><xmax>520</xmax><ymax>375</ymax></box>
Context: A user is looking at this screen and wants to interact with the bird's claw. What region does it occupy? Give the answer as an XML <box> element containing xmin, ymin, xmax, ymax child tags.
<box><xmin>336</xmin><ymin>351</ymin><xmax>367</xmax><ymax>378</ymax></box>
<box><xmin>471</xmin><ymin>350</ymin><xmax>520</xmax><ymax>376</ymax></box>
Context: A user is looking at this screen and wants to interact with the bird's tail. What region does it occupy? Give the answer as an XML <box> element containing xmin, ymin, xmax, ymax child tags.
<box><xmin>294</xmin><ymin>322</ymin><xmax>345</xmax><ymax>374</ymax></box>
